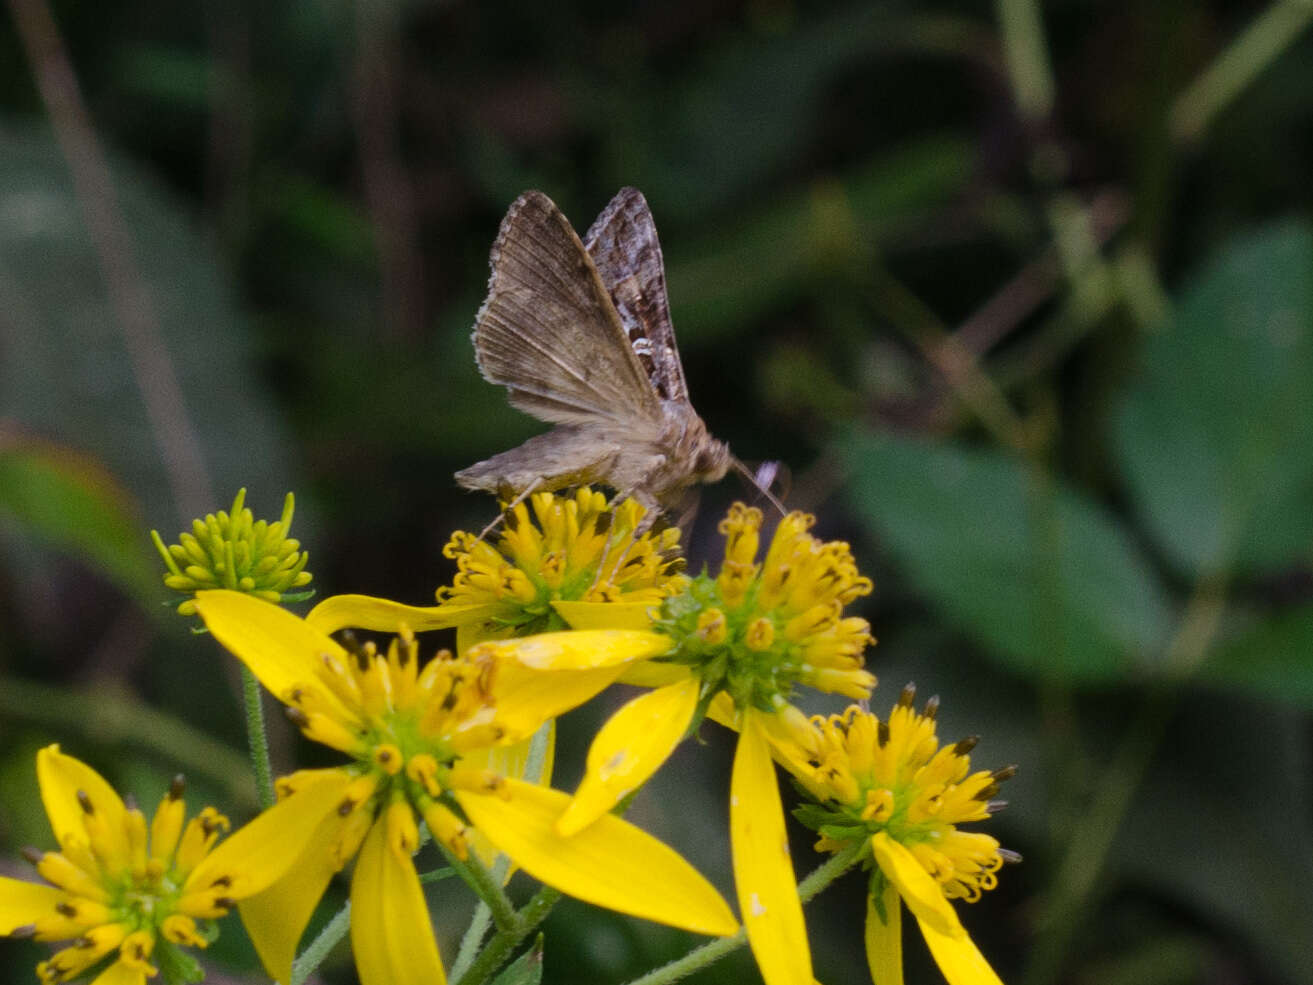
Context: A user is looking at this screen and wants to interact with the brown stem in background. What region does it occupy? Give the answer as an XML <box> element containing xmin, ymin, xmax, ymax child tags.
<box><xmin>6</xmin><ymin>0</ymin><xmax>213</xmax><ymax>524</ymax></box>
<box><xmin>353</xmin><ymin>0</ymin><xmax>425</xmax><ymax>342</ymax></box>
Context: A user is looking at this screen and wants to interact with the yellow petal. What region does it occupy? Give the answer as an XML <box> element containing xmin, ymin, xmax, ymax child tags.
<box><xmin>350</xmin><ymin>817</ymin><xmax>447</xmax><ymax>985</ymax></box>
<box><xmin>0</xmin><ymin>876</ymin><xmax>67</xmax><ymax>934</ymax></box>
<box><xmin>731</xmin><ymin>714</ymin><xmax>812</xmax><ymax>985</ymax></box>
<box><xmin>865</xmin><ymin>879</ymin><xmax>903</xmax><ymax>985</ymax></box>
<box><xmin>239</xmin><ymin>783</ymin><xmax>356</xmax><ymax>984</ymax></box>
<box><xmin>37</xmin><ymin>745</ymin><xmax>127</xmax><ymax>860</ymax></box>
<box><xmin>488</xmin><ymin>660</ymin><xmax>626</xmax><ymax>738</ymax></box>
<box><xmin>704</xmin><ymin>692</ymin><xmax>739</xmax><ymax>731</ymax></box>
<box><xmin>306</xmin><ymin>594</ymin><xmax>475</xmax><ymax>635</ymax></box>
<box><xmin>89</xmin><ymin>962</ymin><xmax>147</xmax><ymax>985</ymax></box>
<box><xmin>456</xmin><ymin>778</ymin><xmax>737</xmax><ymax>938</ymax></box>
<box><xmin>552</xmin><ymin>600</ymin><xmax>657</xmax><ymax>631</ymax></box>
<box><xmin>465</xmin><ymin>722</ymin><xmax>556</xmax><ymax>786</ymax></box>
<box><xmin>870</xmin><ymin>832</ymin><xmax>963</xmax><ymax>940</ymax></box>
<box><xmin>187</xmin><ymin>771</ymin><xmax>353</xmax><ymax>899</ymax></box>
<box><xmin>918</xmin><ymin>912</ymin><xmax>1005</xmax><ymax>985</ymax></box>
<box><xmin>194</xmin><ymin>590</ymin><xmax>349</xmax><ymax>715</ymax></box>
<box><xmin>616</xmin><ymin>661</ymin><xmax>694</xmax><ymax>687</ymax></box>
<box><xmin>557</xmin><ymin>679</ymin><xmax>699</xmax><ymax>836</ymax></box>
<box><xmin>472</xmin><ymin>629</ymin><xmax>670</xmax><ymax>670</ymax></box>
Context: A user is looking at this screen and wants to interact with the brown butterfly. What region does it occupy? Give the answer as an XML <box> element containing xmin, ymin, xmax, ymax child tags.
<box><xmin>456</xmin><ymin>187</ymin><xmax>749</xmax><ymax>520</ymax></box>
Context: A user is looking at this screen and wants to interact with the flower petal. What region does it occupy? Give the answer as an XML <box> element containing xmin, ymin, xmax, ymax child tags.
<box><xmin>731</xmin><ymin>714</ymin><xmax>812</xmax><ymax>985</ymax></box>
<box><xmin>557</xmin><ymin>679</ymin><xmax>700</xmax><ymax>836</ymax></box>
<box><xmin>471</xmin><ymin>629</ymin><xmax>670</xmax><ymax>670</ymax></box>
<box><xmin>187</xmin><ymin>770</ymin><xmax>353</xmax><ymax>899</ymax></box>
<box><xmin>487</xmin><ymin>660</ymin><xmax>626</xmax><ymax>739</ymax></box>
<box><xmin>238</xmin><ymin>781</ymin><xmax>356</xmax><ymax>984</ymax></box>
<box><xmin>615</xmin><ymin>661</ymin><xmax>694</xmax><ymax>687</ymax></box>
<box><xmin>37</xmin><ymin>745</ymin><xmax>127</xmax><ymax>860</ymax></box>
<box><xmin>918</xmin><ymin>911</ymin><xmax>1005</xmax><ymax>985</ymax></box>
<box><xmin>865</xmin><ymin>879</ymin><xmax>904</xmax><ymax>985</ymax></box>
<box><xmin>456</xmin><ymin>778</ymin><xmax>737</xmax><ymax>937</ymax></box>
<box><xmin>306</xmin><ymin>594</ymin><xmax>474</xmax><ymax>635</ymax></box>
<box><xmin>194</xmin><ymin>590</ymin><xmax>349</xmax><ymax>713</ymax></box>
<box><xmin>89</xmin><ymin>962</ymin><xmax>147</xmax><ymax>985</ymax></box>
<box><xmin>350</xmin><ymin>817</ymin><xmax>447</xmax><ymax>985</ymax></box>
<box><xmin>0</xmin><ymin>876</ymin><xmax>67</xmax><ymax>934</ymax></box>
<box><xmin>870</xmin><ymin>832</ymin><xmax>963</xmax><ymax>939</ymax></box>
<box><xmin>551</xmin><ymin>600</ymin><xmax>657</xmax><ymax>631</ymax></box>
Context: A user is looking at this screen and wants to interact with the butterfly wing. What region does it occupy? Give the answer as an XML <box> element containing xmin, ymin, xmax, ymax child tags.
<box><xmin>584</xmin><ymin>187</ymin><xmax>689</xmax><ymax>404</ymax></box>
<box><xmin>472</xmin><ymin>190</ymin><xmax>662</xmax><ymax>426</ymax></box>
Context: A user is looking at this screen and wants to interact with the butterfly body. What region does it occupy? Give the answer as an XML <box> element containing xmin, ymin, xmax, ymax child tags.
<box><xmin>456</xmin><ymin>188</ymin><xmax>732</xmax><ymax>516</ymax></box>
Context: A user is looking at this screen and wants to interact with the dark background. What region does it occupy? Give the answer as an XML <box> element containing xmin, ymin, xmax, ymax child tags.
<box><xmin>3</xmin><ymin>1</ymin><xmax>1313</xmax><ymax>983</ymax></box>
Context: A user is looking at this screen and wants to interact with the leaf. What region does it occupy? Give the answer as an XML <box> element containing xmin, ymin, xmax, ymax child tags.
<box><xmin>1115</xmin><ymin>220</ymin><xmax>1313</xmax><ymax>577</ymax></box>
<box><xmin>0</xmin><ymin>438</ymin><xmax>155</xmax><ymax>600</ymax></box>
<box><xmin>491</xmin><ymin>936</ymin><xmax>544</xmax><ymax>985</ymax></box>
<box><xmin>1198</xmin><ymin>604</ymin><xmax>1313</xmax><ymax>708</ymax></box>
<box><xmin>843</xmin><ymin>431</ymin><xmax>1172</xmax><ymax>682</ymax></box>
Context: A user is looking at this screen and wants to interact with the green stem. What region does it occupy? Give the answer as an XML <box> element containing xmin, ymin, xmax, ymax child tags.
<box><xmin>1171</xmin><ymin>0</ymin><xmax>1313</xmax><ymax>142</ymax></box>
<box><xmin>439</xmin><ymin>841</ymin><xmax>518</xmax><ymax>931</ymax></box>
<box><xmin>996</xmin><ymin>0</ymin><xmax>1054</xmax><ymax>122</ymax></box>
<box><xmin>452</xmin><ymin>887</ymin><xmax>561</xmax><ymax>985</ymax></box>
<box><xmin>290</xmin><ymin>901</ymin><xmax>350</xmax><ymax>985</ymax></box>
<box><xmin>241</xmin><ymin>665</ymin><xmax>276</xmax><ymax>809</ymax></box>
<box><xmin>0</xmin><ymin>673</ymin><xmax>257</xmax><ymax>809</ymax></box>
<box><xmin>623</xmin><ymin>841</ymin><xmax>867</xmax><ymax>985</ymax></box>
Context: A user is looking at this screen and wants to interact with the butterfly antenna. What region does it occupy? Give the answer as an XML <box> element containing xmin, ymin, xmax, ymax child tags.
<box><xmin>732</xmin><ymin>457</ymin><xmax>787</xmax><ymax>516</ymax></box>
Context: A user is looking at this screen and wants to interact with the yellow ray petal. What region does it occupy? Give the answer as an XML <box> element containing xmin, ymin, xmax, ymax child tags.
<box><xmin>37</xmin><ymin>745</ymin><xmax>127</xmax><ymax>860</ymax></box>
<box><xmin>557</xmin><ymin>679</ymin><xmax>700</xmax><ymax>836</ymax></box>
<box><xmin>471</xmin><ymin>629</ymin><xmax>670</xmax><ymax>670</ymax></box>
<box><xmin>551</xmin><ymin>600</ymin><xmax>657</xmax><ymax>631</ymax></box>
<box><xmin>456</xmin><ymin>778</ymin><xmax>737</xmax><ymax>938</ymax></box>
<box><xmin>918</xmin><ymin>912</ymin><xmax>1005</xmax><ymax>985</ymax></box>
<box><xmin>306</xmin><ymin>594</ymin><xmax>480</xmax><ymax>635</ymax></box>
<box><xmin>89</xmin><ymin>962</ymin><xmax>147</xmax><ymax>985</ymax></box>
<box><xmin>0</xmin><ymin>877</ymin><xmax>67</xmax><ymax>934</ymax></box>
<box><xmin>486</xmin><ymin>661</ymin><xmax>626</xmax><ymax>739</ymax></box>
<box><xmin>865</xmin><ymin>879</ymin><xmax>904</xmax><ymax>985</ymax></box>
<box><xmin>870</xmin><ymin>832</ymin><xmax>963</xmax><ymax>940</ymax></box>
<box><xmin>616</xmin><ymin>661</ymin><xmax>693</xmax><ymax>687</ymax></box>
<box><xmin>187</xmin><ymin>770</ymin><xmax>353</xmax><ymax>900</ymax></box>
<box><xmin>731</xmin><ymin>714</ymin><xmax>812</xmax><ymax>985</ymax></box>
<box><xmin>194</xmin><ymin>590</ymin><xmax>349</xmax><ymax>714</ymax></box>
<box><xmin>239</xmin><ymin>784</ymin><xmax>356</xmax><ymax>984</ymax></box>
<box><xmin>704</xmin><ymin>692</ymin><xmax>739</xmax><ymax>731</ymax></box>
<box><xmin>350</xmin><ymin>817</ymin><xmax>447</xmax><ymax>985</ymax></box>
<box><xmin>465</xmin><ymin>722</ymin><xmax>556</xmax><ymax>786</ymax></box>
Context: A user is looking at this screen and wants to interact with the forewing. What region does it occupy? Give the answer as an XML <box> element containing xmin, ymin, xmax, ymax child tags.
<box><xmin>455</xmin><ymin>426</ymin><xmax>626</xmax><ymax>496</ymax></box>
<box><xmin>584</xmin><ymin>187</ymin><xmax>689</xmax><ymax>404</ymax></box>
<box><xmin>474</xmin><ymin>191</ymin><xmax>661</xmax><ymax>425</ymax></box>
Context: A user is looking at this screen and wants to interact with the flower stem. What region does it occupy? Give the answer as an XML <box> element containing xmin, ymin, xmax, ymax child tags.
<box><xmin>452</xmin><ymin>886</ymin><xmax>561</xmax><ymax>985</ymax></box>
<box><xmin>622</xmin><ymin>841</ymin><xmax>866</xmax><ymax>985</ymax></box>
<box><xmin>241</xmin><ymin>665</ymin><xmax>276</xmax><ymax>809</ymax></box>
<box><xmin>439</xmin><ymin>842</ymin><xmax>518</xmax><ymax>931</ymax></box>
<box><xmin>290</xmin><ymin>901</ymin><xmax>350</xmax><ymax>985</ymax></box>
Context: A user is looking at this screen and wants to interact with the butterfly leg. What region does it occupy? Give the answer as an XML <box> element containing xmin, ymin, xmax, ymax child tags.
<box><xmin>473</xmin><ymin>477</ymin><xmax>544</xmax><ymax>545</ymax></box>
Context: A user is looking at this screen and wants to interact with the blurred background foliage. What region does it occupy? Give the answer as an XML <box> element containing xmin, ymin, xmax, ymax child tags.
<box><xmin>1</xmin><ymin>0</ymin><xmax>1312</xmax><ymax>983</ymax></box>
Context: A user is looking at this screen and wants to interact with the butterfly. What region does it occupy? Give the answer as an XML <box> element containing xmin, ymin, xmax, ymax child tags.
<box><xmin>456</xmin><ymin>187</ymin><xmax>741</xmax><ymax>520</ymax></box>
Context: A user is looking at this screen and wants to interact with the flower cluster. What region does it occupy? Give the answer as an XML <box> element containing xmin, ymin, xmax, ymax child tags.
<box><xmin>151</xmin><ymin>489</ymin><xmax>312</xmax><ymax>616</ymax></box>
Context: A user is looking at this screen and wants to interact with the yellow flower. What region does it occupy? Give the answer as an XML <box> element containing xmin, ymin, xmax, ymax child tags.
<box><xmin>193</xmin><ymin>590</ymin><xmax>737</xmax><ymax>985</ymax></box>
<box><xmin>293</xmin><ymin>488</ymin><xmax>686</xmax><ymax>655</ymax></box>
<box><xmin>151</xmin><ymin>489</ymin><xmax>312</xmax><ymax>616</ymax></box>
<box><xmin>0</xmin><ymin>746</ymin><xmax>337</xmax><ymax>985</ymax></box>
<box><xmin>785</xmin><ymin>688</ymin><xmax>1018</xmax><ymax>985</ymax></box>
<box><xmin>548</xmin><ymin>503</ymin><xmax>877</xmax><ymax>985</ymax></box>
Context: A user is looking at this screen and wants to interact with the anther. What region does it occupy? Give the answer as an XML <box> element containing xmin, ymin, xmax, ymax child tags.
<box><xmin>56</xmin><ymin>902</ymin><xmax>77</xmax><ymax>917</ymax></box>
<box><xmin>337</xmin><ymin>797</ymin><xmax>357</xmax><ymax>818</ymax></box>
<box><xmin>897</xmin><ymin>684</ymin><xmax>916</xmax><ymax>707</ymax></box>
<box><xmin>123</xmin><ymin>794</ymin><xmax>138</xmax><ymax>811</ymax></box>
<box><xmin>212</xmin><ymin>896</ymin><xmax>235</xmax><ymax>911</ymax></box>
<box><xmin>922</xmin><ymin>695</ymin><xmax>939</xmax><ymax>719</ymax></box>
<box><xmin>169</xmin><ymin>775</ymin><xmax>186</xmax><ymax>800</ymax></box>
<box><xmin>285</xmin><ymin>707</ymin><xmax>310</xmax><ymax>728</ymax></box>
<box><xmin>208</xmin><ymin>875</ymin><xmax>232</xmax><ymax>889</ymax></box>
<box><xmin>986</xmin><ymin>800</ymin><xmax>1008</xmax><ymax>814</ymax></box>
<box><xmin>998</xmin><ymin>848</ymin><xmax>1023</xmax><ymax>864</ymax></box>
<box><xmin>21</xmin><ymin>846</ymin><xmax>43</xmax><ymax>866</ymax></box>
<box><xmin>953</xmin><ymin>736</ymin><xmax>979</xmax><ymax>755</ymax></box>
<box><xmin>7</xmin><ymin>924</ymin><xmax>36</xmax><ymax>939</ymax></box>
<box><xmin>76</xmin><ymin>791</ymin><xmax>94</xmax><ymax>815</ymax></box>
<box><xmin>992</xmin><ymin>765</ymin><xmax>1018</xmax><ymax>782</ymax></box>
<box><xmin>877</xmin><ymin>721</ymin><xmax>890</xmax><ymax>747</ymax></box>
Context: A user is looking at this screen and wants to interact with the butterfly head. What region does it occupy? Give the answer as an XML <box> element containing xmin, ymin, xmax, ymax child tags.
<box><xmin>694</xmin><ymin>437</ymin><xmax>732</xmax><ymax>483</ymax></box>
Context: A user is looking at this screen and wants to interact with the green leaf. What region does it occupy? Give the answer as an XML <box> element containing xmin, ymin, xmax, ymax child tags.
<box><xmin>843</xmin><ymin>430</ymin><xmax>1172</xmax><ymax>682</ymax></box>
<box><xmin>1198</xmin><ymin>604</ymin><xmax>1313</xmax><ymax>707</ymax></box>
<box><xmin>491</xmin><ymin>935</ymin><xmax>544</xmax><ymax>985</ymax></box>
<box><xmin>1115</xmin><ymin>220</ymin><xmax>1313</xmax><ymax>577</ymax></box>
<box><xmin>0</xmin><ymin>439</ymin><xmax>155</xmax><ymax>601</ymax></box>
